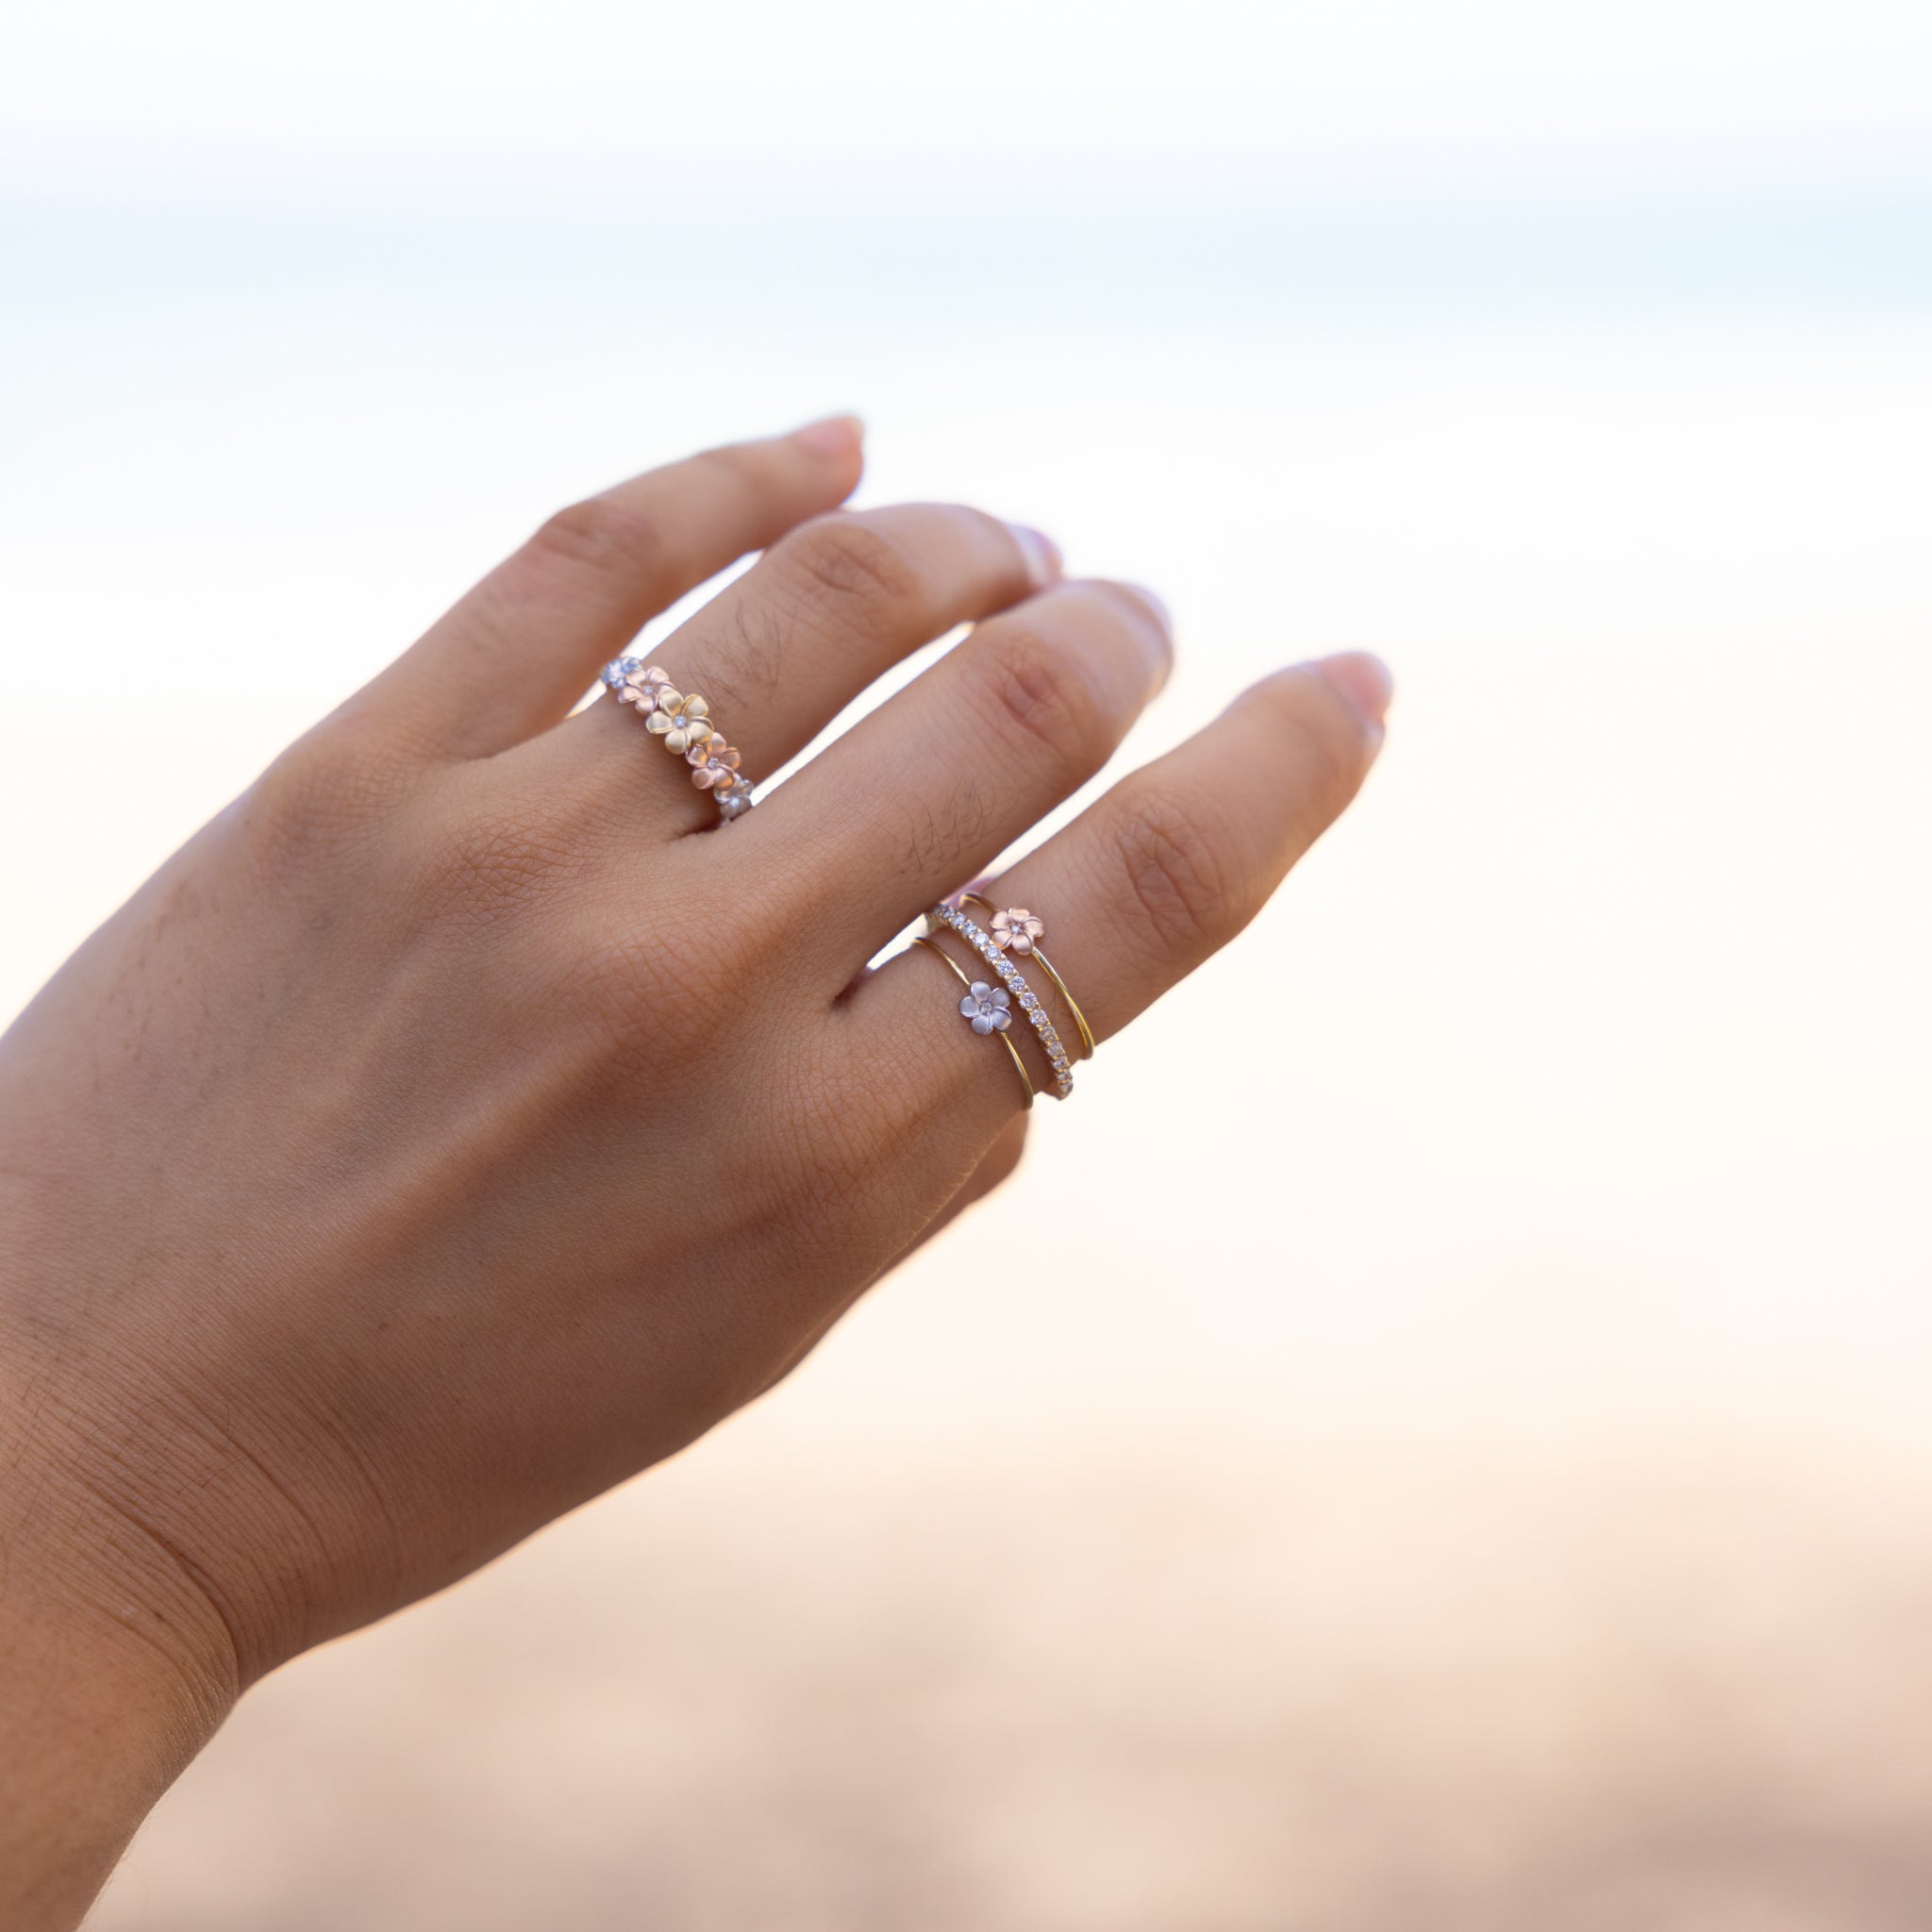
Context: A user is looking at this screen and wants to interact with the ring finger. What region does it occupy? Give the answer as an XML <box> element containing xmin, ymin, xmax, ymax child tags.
<box><xmin>855</xmin><ymin>653</ymin><xmax>1391</xmax><ymax>1130</ymax></box>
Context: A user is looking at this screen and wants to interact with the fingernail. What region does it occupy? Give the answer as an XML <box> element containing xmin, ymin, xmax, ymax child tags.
<box><xmin>1305</xmin><ymin>651</ymin><xmax>1394</xmax><ymax>729</ymax></box>
<box><xmin>1120</xmin><ymin>582</ymin><xmax>1172</xmax><ymax>634</ymax></box>
<box><xmin>791</xmin><ymin>413</ymin><xmax>865</xmax><ymax>458</ymax></box>
<box><xmin>1008</xmin><ymin>523</ymin><xmax>1062</xmax><ymax>590</ymax></box>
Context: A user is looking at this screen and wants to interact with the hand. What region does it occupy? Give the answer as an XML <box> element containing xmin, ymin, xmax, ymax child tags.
<box><xmin>0</xmin><ymin>417</ymin><xmax>1389</xmax><ymax>1925</ymax></box>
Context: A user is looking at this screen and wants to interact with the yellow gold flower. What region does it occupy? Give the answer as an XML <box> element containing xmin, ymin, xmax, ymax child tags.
<box><xmin>645</xmin><ymin>691</ymin><xmax>713</xmax><ymax>755</ymax></box>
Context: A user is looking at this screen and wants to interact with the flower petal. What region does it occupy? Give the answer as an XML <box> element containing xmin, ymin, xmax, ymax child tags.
<box><xmin>988</xmin><ymin>1009</ymin><xmax>1010</xmax><ymax>1031</ymax></box>
<box><xmin>989</xmin><ymin>986</ymin><xmax>1011</xmax><ymax>1009</ymax></box>
<box><xmin>684</xmin><ymin>694</ymin><xmax>709</xmax><ymax>720</ymax></box>
<box><xmin>645</xmin><ymin>711</ymin><xmax>673</xmax><ymax>735</ymax></box>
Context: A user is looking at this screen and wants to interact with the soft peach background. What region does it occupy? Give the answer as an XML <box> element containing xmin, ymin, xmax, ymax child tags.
<box><xmin>7</xmin><ymin>628</ymin><xmax>1926</xmax><ymax>1929</ymax></box>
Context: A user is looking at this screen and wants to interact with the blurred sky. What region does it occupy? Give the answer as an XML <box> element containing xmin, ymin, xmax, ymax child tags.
<box><xmin>6</xmin><ymin>0</ymin><xmax>1932</xmax><ymax>706</ymax></box>
<box><xmin>7</xmin><ymin>0</ymin><xmax>1932</xmax><ymax>195</ymax></box>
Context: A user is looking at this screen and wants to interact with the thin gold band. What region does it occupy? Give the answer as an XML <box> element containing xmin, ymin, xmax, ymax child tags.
<box><xmin>958</xmin><ymin>891</ymin><xmax>1096</xmax><ymax>1059</ymax></box>
<box><xmin>909</xmin><ymin>935</ymin><xmax>1035</xmax><ymax>1109</ymax></box>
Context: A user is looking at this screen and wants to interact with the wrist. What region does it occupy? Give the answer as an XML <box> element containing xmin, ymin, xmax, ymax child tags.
<box><xmin>0</xmin><ymin>1361</ymin><xmax>237</xmax><ymax>1930</ymax></box>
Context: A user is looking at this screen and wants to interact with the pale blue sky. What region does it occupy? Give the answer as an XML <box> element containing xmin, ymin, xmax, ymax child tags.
<box><xmin>4</xmin><ymin>0</ymin><xmax>1928</xmax><ymax>708</ymax></box>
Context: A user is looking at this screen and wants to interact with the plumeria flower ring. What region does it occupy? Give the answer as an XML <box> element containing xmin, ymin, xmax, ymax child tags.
<box><xmin>645</xmin><ymin>691</ymin><xmax>714</xmax><ymax>755</ymax></box>
<box><xmin>612</xmin><ymin>662</ymin><xmax>676</xmax><ymax>713</ymax></box>
<box><xmin>713</xmin><ymin>775</ymin><xmax>756</xmax><ymax>820</ymax></box>
<box><xmin>959</xmin><ymin>981</ymin><xmax>1013</xmax><ymax>1035</ymax></box>
<box><xmin>991</xmin><ymin>907</ymin><xmax>1046</xmax><ymax>955</ymax></box>
<box><xmin>687</xmin><ymin>737</ymin><xmax>741</xmax><ymax>791</ymax></box>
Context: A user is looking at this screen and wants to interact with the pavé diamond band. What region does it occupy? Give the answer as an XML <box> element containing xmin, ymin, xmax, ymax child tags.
<box><xmin>924</xmin><ymin>900</ymin><xmax>1082</xmax><ymax>1102</ymax></box>
<box><xmin>956</xmin><ymin>891</ymin><xmax>1096</xmax><ymax>1062</ymax></box>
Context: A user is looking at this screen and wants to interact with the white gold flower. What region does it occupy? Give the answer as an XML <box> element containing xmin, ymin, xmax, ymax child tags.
<box><xmin>959</xmin><ymin>981</ymin><xmax>1012</xmax><ymax>1035</ymax></box>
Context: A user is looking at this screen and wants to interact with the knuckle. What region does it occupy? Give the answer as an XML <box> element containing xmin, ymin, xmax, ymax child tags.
<box><xmin>525</xmin><ymin>493</ymin><xmax>671</xmax><ymax>587</ymax></box>
<box><xmin>1109</xmin><ymin>793</ymin><xmax>1237</xmax><ymax>958</ymax></box>
<box><xmin>240</xmin><ymin>728</ymin><xmax>400</xmax><ymax>868</ymax></box>
<box><xmin>246</xmin><ymin>736</ymin><xmax>339</xmax><ymax>838</ymax></box>
<box><xmin>973</xmin><ymin>622</ymin><xmax>1108</xmax><ymax>773</ymax></box>
<box><xmin>774</xmin><ymin>513</ymin><xmax>923</xmax><ymax>621</ymax></box>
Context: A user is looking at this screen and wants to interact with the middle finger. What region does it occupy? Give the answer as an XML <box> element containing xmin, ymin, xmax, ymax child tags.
<box><xmin>525</xmin><ymin>503</ymin><xmax>1058</xmax><ymax>832</ymax></box>
<box><xmin>758</xmin><ymin>578</ymin><xmax>1174</xmax><ymax>977</ymax></box>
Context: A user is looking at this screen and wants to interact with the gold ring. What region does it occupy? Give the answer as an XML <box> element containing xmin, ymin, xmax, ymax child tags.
<box><xmin>924</xmin><ymin>902</ymin><xmax>1075</xmax><ymax>1101</ymax></box>
<box><xmin>957</xmin><ymin>891</ymin><xmax>1095</xmax><ymax>1059</ymax></box>
<box><xmin>909</xmin><ymin>936</ymin><xmax>1034</xmax><ymax>1109</ymax></box>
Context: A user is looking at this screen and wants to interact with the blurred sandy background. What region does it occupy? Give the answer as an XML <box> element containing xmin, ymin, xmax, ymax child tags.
<box><xmin>4</xmin><ymin>3</ymin><xmax>1932</xmax><ymax>1925</ymax></box>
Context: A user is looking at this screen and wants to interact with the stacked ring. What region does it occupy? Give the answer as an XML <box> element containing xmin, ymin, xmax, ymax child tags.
<box><xmin>909</xmin><ymin>936</ymin><xmax>1035</xmax><ymax>1109</ymax></box>
<box><xmin>957</xmin><ymin>892</ymin><xmax>1096</xmax><ymax>1059</ymax></box>
<box><xmin>925</xmin><ymin>900</ymin><xmax>1081</xmax><ymax>1101</ymax></box>
<box><xmin>599</xmin><ymin>657</ymin><xmax>757</xmax><ymax>822</ymax></box>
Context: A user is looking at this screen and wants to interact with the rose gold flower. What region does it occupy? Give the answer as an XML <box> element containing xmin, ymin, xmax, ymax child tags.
<box><xmin>617</xmin><ymin>663</ymin><xmax>675</xmax><ymax>713</ymax></box>
<box><xmin>687</xmin><ymin>738</ymin><xmax>741</xmax><ymax>791</ymax></box>
<box><xmin>991</xmin><ymin>907</ymin><xmax>1045</xmax><ymax>955</ymax></box>
<box><xmin>645</xmin><ymin>691</ymin><xmax>713</xmax><ymax>755</ymax></box>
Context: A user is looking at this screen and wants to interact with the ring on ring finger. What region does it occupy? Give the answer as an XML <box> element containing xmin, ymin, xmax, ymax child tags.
<box><xmin>925</xmin><ymin>900</ymin><xmax>1084</xmax><ymax>1101</ymax></box>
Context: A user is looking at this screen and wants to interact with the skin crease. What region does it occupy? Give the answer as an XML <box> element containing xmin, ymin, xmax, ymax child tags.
<box><xmin>0</xmin><ymin>417</ymin><xmax>1390</xmax><ymax>1928</ymax></box>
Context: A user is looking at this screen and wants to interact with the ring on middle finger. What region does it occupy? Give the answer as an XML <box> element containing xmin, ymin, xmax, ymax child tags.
<box><xmin>599</xmin><ymin>656</ymin><xmax>758</xmax><ymax>822</ymax></box>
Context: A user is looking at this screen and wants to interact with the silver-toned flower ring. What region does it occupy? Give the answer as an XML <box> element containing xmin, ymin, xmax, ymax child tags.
<box><xmin>599</xmin><ymin>657</ymin><xmax>757</xmax><ymax>822</ymax></box>
<box><xmin>909</xmin><ymin>936</ymin><xmax>1035</xmax><ymax>1108</ymax></box>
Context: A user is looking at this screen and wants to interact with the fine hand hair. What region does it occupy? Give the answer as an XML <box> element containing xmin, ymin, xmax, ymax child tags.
<box><xmin>0</xmin><ymin>416</ymin><xmax>1390</xmax><ymax>1927</ymax></box>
